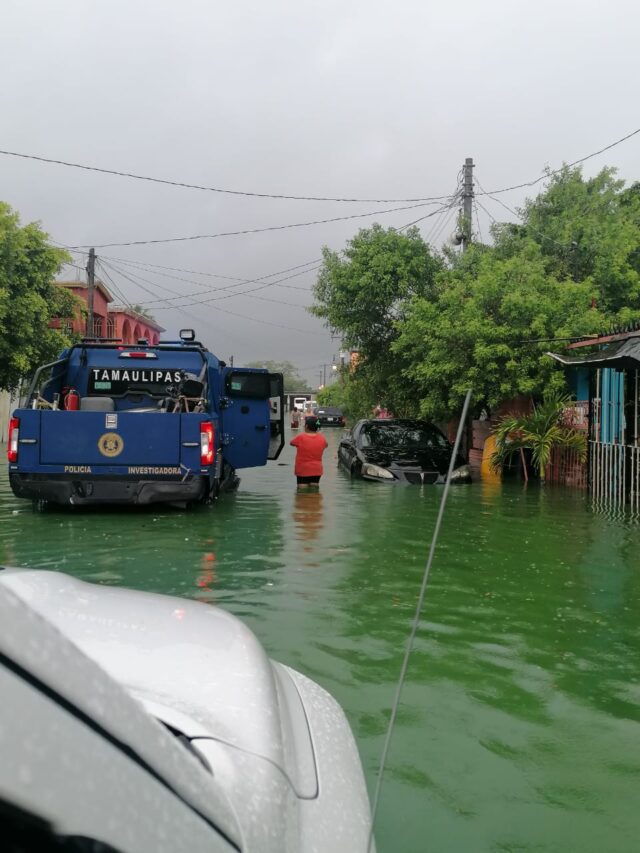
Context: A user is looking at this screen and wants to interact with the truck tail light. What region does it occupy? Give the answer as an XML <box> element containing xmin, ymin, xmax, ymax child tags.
<box><xmin>7</xmin><ymin>417</ymin><xmax>20</xmax><ymax>462</ymax></box>
<box><xmin>200</xmin><ymin>421</ymin><xmax>214</xmax><ymax>465</ymax></box>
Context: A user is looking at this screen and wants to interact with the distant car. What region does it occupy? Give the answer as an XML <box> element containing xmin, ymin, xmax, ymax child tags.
<box><xmin>313</xmin><ymin>406</ymin><xmax>346</xmax><ymax>427</ymax></box>
<box><xmin>338</xmin><ymin>418</ymin><xmax>471</xmax><ymax>484</ymax></box>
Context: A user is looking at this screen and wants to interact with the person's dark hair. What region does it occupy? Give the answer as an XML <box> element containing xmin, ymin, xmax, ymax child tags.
<box><xmin>305</xmin><ymin>417</ymin><xmax>320</xmax><ymax>432</ymax></box>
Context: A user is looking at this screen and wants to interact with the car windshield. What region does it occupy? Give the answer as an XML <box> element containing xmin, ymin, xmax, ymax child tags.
<box><xmin>360</xmin><ymin>423</ymin><xmax>449</xmax><ymax>450</ymax></box>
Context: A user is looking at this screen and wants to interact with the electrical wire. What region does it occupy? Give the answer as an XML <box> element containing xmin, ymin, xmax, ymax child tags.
<box><xmin>109</xmin><ymin>253</ymin><xmax>321</xmax><ymax>286</ymax></box>
<box><xmin>475</xmin><ymin>198</ymin><xmax>498</xmax><ymax>225</ymax></box>
<box><xmin>429</xmin><ymin>206</ymin><xmax>458</xmax><ymax>249</ymax></box>
<box><xmin>95</xmin><ymin>262</ymin><xmax>135</xmax><ymax>308</ymax></box>
<box><xmin>475</xmin><ymin>175</ymin><xmax>571</xmax><ymax>249</ymax></box>
<box><xmin>176</xmin><ymin>300</ymin><xmax>326</xmax><ymax>337</ymax></box>
<box><xmin>107</xmin><ymin>257</ymin><xmax>321</xmax><ymax>303</ymax></box>
<box><xmin>473</xmin><ymin>201</ymin><xmax>484</xmax><ymax>244</ymax></box>
<box><xmin>3</xmin><ymin>127</ymin><xmax>638</xmax><ymax>203</ymax></box>
<box><xmin>145</xmin><ymin>201</ymin><xmax>458</xmax><ymax>308</ymax></box>
<box><xmin>107</xmin><ymin>257</ymin><xmax>315</xmax><ymax>311</ymax></box>
<box><xmin>475</xmin><ymin>126</ymin><xmax>640</xmax><ymax>198</ymax></box>
<box><xmin>70</xmin><ymin>200</ymin><xmax>451</xmax><ymax>249</ymax></box>
<box><xmin>103</xmin><ymin>257</ymin><xmax>321</xmax><ymax>308</ymax></box>
<box><xmin>58</xmin><ymin>245</ymin><xmax>321</xmax><ymax>292</ymax></box>
<box><xmin>367</xmin><ymin>389</ymin><xmax>473</xmax><ymax>851</ymax></box>
<box><xmin>100</xmin><ymin>258</ymin><xmax>326</xmax><ymax>337</ymax></box>
<box><xmin>0</xmin><ymin>147</ymin><xmax>457</xmax><ymax>204</ymax></box>
<box><xmin>97</xmin><ymin>198</ymin><xmax>456</xmax><ymax>310</ymax></box>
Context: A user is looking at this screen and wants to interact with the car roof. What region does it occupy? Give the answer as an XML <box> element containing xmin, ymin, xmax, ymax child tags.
<box><xmin>360</xmin><ymin>418</ymin><xmax>441</xmax><ymax>428</ymax></box>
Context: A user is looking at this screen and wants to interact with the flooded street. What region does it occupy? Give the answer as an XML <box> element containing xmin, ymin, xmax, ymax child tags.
<box><xmin>1</xmin><ymin>429</ymin><xmax>640</xmax><ymax>852</ymax></box>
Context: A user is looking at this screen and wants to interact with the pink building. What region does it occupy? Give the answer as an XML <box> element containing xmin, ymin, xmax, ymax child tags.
<box><xmin>52</xmin><ymin>280</ymin><xmax>164</xmax><ymax>345</ymax></box>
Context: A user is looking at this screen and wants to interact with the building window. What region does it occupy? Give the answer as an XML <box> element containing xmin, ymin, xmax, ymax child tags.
<box><xmin>106</xmin><ymin>316</ymin><xmax>116</xmax><ymax>339</ymax></box>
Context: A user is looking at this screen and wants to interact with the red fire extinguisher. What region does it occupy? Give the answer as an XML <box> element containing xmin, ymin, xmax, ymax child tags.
<box><xmin>63</xmin><ymin>388</ymin><xmax>80</xmax><ymax>410</ymax></box>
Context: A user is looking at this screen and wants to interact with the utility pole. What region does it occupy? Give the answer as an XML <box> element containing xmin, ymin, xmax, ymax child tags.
<box><xmin>462</xmin><ymin>157</ymin><xmax>474</xmax><ymax>252</ymax></box>
<box><xmin>323</xmin><ymin>364</ymin><xmax>327</xmax><ymax>387</ymax></box>
<box><xmin>86</xmin><ymin>247</ymin><xmax>96</xmax><ymax>337</ymax></box>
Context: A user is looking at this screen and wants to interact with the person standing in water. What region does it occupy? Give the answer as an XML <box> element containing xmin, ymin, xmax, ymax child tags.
<box><xmin>290</xmin><ymin>406</ymin><xmax>301</xmax><ymax>429</ymax></box>
<box><xmin>290</xmin><ymin>417</ymin><xmax>328</xmax><ymax>487</ymax></box>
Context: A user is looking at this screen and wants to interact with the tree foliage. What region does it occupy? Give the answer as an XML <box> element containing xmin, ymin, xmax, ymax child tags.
<box><xmin>311</xmin><ymin>224</ymin><xmax>441</xmax><ymax>414</ymax></box>
<box><xmin>394</xmin><ymin>241</ymin><xmax>606</xmax><ymax>419</ymax></box>
<box><xmin>244</xmin><ymin>360</ymin><xmax>312</xmax><ymax>393</ymax></box>
<box><xmin>311</xmin><ymin>224</ymin><xmax>441</xmax><ymax>361</ymax></box>
<box><xmin>311</xmin><ymin>167</ymin><xmax>639</xmax><ymax>420</ymax></box>
<box><xmin>0</xmin><ymin>202</ymin><xmax>77</xmax><ymax>392</ymax></box>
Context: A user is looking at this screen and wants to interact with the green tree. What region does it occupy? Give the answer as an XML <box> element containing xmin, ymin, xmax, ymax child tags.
<box><xmin>244</xmin><ymin>360</ymin><xmax>312</xmax><ymax>393</ymax></box>
<box><xmin>310</xmin><ymin>166</ymin><xmax>639</xmax><ymax>423</ymax></box>
<box><xmin>311</xmin><ymin>224</ymin><xmax>441</xmax><ymax>414</ymax></box>
<box><xmin>0</xmin><ymin>202</ymin><xmax>76</xmax><ymax>391</ymax></box>
<box><xmin>494</xmin><ymin>166</ymin><xmax>640</xmax><ymax>315</ymax></box>
<box><xmin>312</xmin><ymin>224</ymin><xmax>441</xmax><ymax>361</ymax></box>
<box><xmin>393</xmin><ymin>242</ymin><xmax>606</xmax><ymax>420</ymax></box>
<box><xmin>316</xmin><ymin>383</ymin><xmax>344</xmax><ymax>407</ymax></box>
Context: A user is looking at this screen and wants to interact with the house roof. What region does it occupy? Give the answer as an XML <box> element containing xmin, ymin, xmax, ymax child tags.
<box><xmin>548</xmin><ymin>336</ymin><xmax>640</xmax><ymax>370</ymax></box>
<box><xmin>56</xmin><ymin>279</ymin><xmax>114</xmax><ymax>303</ymax></box>
<box><xmin>108</xmin><ymin>305</ymin><xmax>164</xmax><ymax>332</ymax></box>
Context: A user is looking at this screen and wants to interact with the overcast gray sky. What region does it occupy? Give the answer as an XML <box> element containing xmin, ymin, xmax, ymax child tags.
<box><xmin>1</xmin><ymin>0</ymin><xmax>638</xmax><ymax>386</ymax></box>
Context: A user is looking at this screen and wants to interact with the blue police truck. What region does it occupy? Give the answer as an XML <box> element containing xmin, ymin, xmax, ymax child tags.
<box><xmin>7</xmin><ymin>330</ymin><xmax>284</xmax><ymax>507</ymax></box>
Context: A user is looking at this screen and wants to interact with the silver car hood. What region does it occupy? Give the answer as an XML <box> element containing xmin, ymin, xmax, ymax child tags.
<box><xmin>0</xmin><ymin>568</ymin><xmax>311</xmax><ymax>786</ymax></box>
<box><xmin>0</xmin><ymin>568</ymin><xmax>373</xmax><ymax>852</ymax></box>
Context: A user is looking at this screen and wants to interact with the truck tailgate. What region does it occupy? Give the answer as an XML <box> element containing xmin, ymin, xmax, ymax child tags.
<box><xmin>39</xmin><ymin>412</ymin><xmax>181</xmax><ymax>466</ymax></box>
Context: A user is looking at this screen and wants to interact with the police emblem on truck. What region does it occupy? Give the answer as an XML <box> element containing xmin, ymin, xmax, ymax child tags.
<box><xmin>98</xmin><ymin>432</ymin><xmax>124</xmax><ymax>458</ymax></box>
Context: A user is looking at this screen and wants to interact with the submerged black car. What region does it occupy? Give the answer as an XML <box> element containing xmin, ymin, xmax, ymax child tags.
<box><xmin>338</xmin><ymin>419</ymin><xmax>471</xmax><ymax>484</ymax></box>
<box><xmin>313</xmin><ymin>406</ymin><xmax>346</xmax><ymax>427</ymax></box>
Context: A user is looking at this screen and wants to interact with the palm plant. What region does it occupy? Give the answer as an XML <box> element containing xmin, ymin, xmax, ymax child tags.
<box><xmin>490</xmin><ymin>393</ymin><xmax>587</xmax><ymax>482</ymax></box>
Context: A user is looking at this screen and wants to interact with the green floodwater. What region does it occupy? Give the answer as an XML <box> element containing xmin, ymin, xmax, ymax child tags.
<box><xmin>1</xmin><ymin>429</ymin><xmax>640</xmax><ymax>853</ymax></box>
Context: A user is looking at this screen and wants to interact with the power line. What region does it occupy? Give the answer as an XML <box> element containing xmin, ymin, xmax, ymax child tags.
<box><xmin>110</xmin><ymin>253</ymin><xmax>320</xmax><ymax>285</ymax></box>
<box><xmin>479</xmin><ymin>126</ymin><xmax>640</xmax><ymax>198</ymax></box>
<box><xmin>475</xmin><ymin>175</ymin><xmax>571</xmax><ymax>249</ymax></box>
<box><xmin>431</xmin><ymin>207</ymin><xmax>458</xmax><ymax>248</ymax></box>
<box><xmin>108</xmin><ymin>256</ymin><xmax>320</xmax><ymax>302</ymax></box>
<box><xmin>196</xmin><ymin>302</ymin><xmax>325</xmax><ymax>336</ymax></box>
<box><xmin>0</xmin><ymin>147</ymin><xmax>454</xmax><ymax>204</ymax></box>
<box><xmin>4</xmin><ymin>126</ymin><xmax>637</xmax><ymax>210</ymax></box>
<box><xmin>473</xmin><ymin>201</ymin><xmax>483</xmax><ymax>243</ymax></box>
<box><xmin>475</xmin><ymin>198</ymin><xmax>498</xmax><ymax>225</ymax></box>
<box><xmin>132</xmin><ymin>200</ymin><xmax>456</xmax><ymax>309</ymax></box>
<box><xmin>103</xmin><ymin>257</ymin><xmax>321</xmax><ymax>308</ymax></box>
<box><xmin>107</xmin><ymin>257</ymin><xmax>315</xmax><ymax>311</ymax></box>
<box><xmin>70</xmin><ymin>200</ymin><xmax>450</xmax><ymax>249</ymax></box>
<box><xmin>100</xmin><ymin>257</ymin><xmax>325</xmax><ymax>337</ymax></box>
<box><xmin>95</xmin><ymin>262</ymin><xmax>136</xmax><ymax>309</ymax></box>
<box><xmin>59</xmin><ymin>245</ymin><xmax>321</xmax><ymax>292</ymax></box>
<box><xmin>368</xmin><ymin>390</ymin><xmax>472</xmax><ymax>851</ymax></box>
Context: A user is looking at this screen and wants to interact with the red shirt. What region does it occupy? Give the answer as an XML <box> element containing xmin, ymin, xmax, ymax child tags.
<box><xmin>290</xmin><ymin>432</ymin><xmax>328</xmax><ymax>476</ymax></box>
